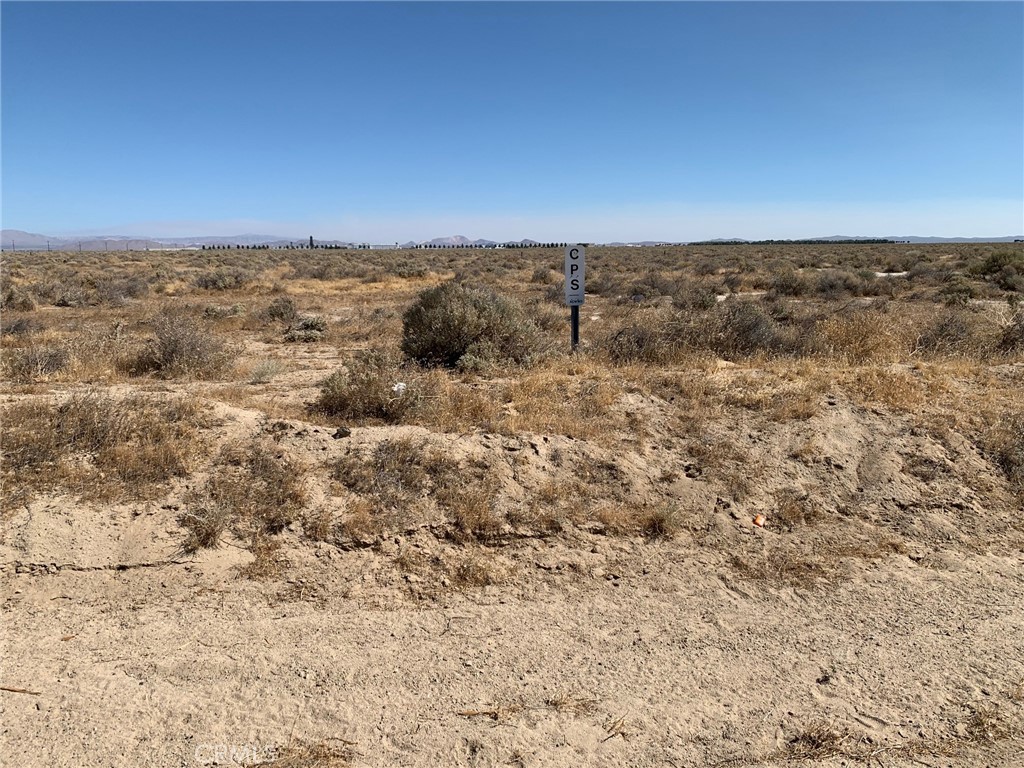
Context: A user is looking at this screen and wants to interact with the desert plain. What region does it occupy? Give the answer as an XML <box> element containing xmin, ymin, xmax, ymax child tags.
<box><xmin>1</xmin><ymin>242</ymin><xmax>1023</xmax><ymax>767</ymax></box>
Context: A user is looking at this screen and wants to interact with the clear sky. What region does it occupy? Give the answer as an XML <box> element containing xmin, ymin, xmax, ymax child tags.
<box><xmin>2</xmin><ymin>1</ymin><xmax>1022</xmax><ymax>242</ymax></box>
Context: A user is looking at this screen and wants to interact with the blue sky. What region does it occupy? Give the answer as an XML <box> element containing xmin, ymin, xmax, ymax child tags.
<box><xmin>2</xmin><ymin>1</ymin><xmax>1022</xmax><ymax>241</ymax></box>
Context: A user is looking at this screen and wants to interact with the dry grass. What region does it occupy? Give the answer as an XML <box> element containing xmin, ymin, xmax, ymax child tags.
<box><xmin>2</xmin><ymin>392</ymin><xmax>205</xmax><ymax>511</ymax></box>
<box><xmin>590</xmin><ymin>502</ymin><xmax>685</xmax><ymax>539</ymax></box>
<box><xmin>332</xmin><ymin>437</ymin><xmax>437</xmax><ymax>510</ymax></box>
<box><xmin>438</xmin><ymin>481</ymin><xmax>503</xmax><ymax>542</ymax></box>
<box><xmin>545</xmin><ymin>693</ymin><xmax>600</xmax><ymax>716</ymax></box>
<box><xmin>594</xmin><ymin>502</ymin><xmax>640</xmax><ymax>535</ymax></box>
<box><xmin>980</xmin><ymin>410</ymin><xmax>1024</xmax><ymax>493</ymax></box>
<box><xmin>449</xmin><ymin>549</ymin><xmax>508</xmax><ymax>587</ymax></box>
<box><xmin>846</xmin><ymin>367</ymin><xmax>925</xmax><ymax>411</ymax></box>
<box><xmin>501</xmin><ymin>367</ymin><xmax>626</xmax><ymax>441</ymax></box>
<box><xmin>820</xmin><ymin>310</ymin><xmax>906</xmax><ymax>363</ymax></box>
<box><xmin>6</xmin><ymin>242</ymin><xmax>1024</xmax><ymax>581</ymax></box>
<box><xmin>730</xmin><ymin>538</ymin><xmax>907</xmax><ymax>589</ymax></box>
<box><xmin>334</xmin><ymin>498</ymin><xmax>382</xmax><ymax>545</ymax></box>
<box><xmin>639</xmin><ymin>504</ymin><xmax>685</xmax><ymax>539</ymax></box>
<box><xmin>725</xmin><ymin>699</ymin><xmax>1021</xmax><ymax>766</ymax></box>
<box><xmin>301</xmin><ymin>506</ymin><xmax>335</xmax><ymax>542</ymax></box>
<box><xmin>256</xmin><ymin>739</ymin><xmax>356</xmax><ymax>767</ymax></box>
<box><xmin>960</xmin><ymin>702</ymin><xmax>1016</xmax><ymax>744</ymax></box>
<box><xmin>181</xmin><ymin>440</ymin><xmax>306</xmax><ymax>553</ymax></box>
<box><xmin>247</xmin><ymin>358</ymin><xmax>287</xmax><ymax>384</ymax></box>
<box><xmin>730</xmin><ymin>548</ymin><xmax>834</xmax><ymax>588</ymax></box>
<box><xmin>457</xmin><ymin>691</ymin><xmax>600</xmax><ymax>726</ymax></box>
<box><xmin>412</xmin><ymin>370</ymin><xmax>502</xmax><ymax>432</ymax></box>
<box><xmin>123</xmin><ymin>307</ymin><xmax>237</xmax><ymax>379</ymax></box>
<box><xmin>776</xmin><ymin>720</ymin><xmax>867</xmax><ymax>761</ymax></box>
<box><xmin>237</xmin><ymin>532</ymin><xmax>289</xmax><ymax>580</ymax></box>
<box><xmin>774</xmin><ymin>488</ymin><xmax>823</xmax><ymax>530</ymax></box>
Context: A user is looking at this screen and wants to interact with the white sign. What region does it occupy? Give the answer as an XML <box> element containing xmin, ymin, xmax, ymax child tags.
<box><xmin>564</xmin><ymin>244</ymin><xmax>585</xmax><ymax>306</ymax></box>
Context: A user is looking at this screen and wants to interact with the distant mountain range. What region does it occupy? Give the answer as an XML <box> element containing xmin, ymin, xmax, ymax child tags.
<box><xmin>1</xmin><ymin>229</ymin><xmax>1021</xmax><ymax>252</ymax></box>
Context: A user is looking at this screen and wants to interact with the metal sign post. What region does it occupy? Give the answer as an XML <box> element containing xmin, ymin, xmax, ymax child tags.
<box><xmin>564</xmin><ymin>244</ymin><xmax>585</xmax><ymax>352</ymax></box>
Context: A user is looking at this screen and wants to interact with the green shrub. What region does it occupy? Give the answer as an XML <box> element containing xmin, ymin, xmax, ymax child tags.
<box><xmin>295</xmin><ymin>314</ymin><xmax>327</xmax><ymax>332</ymax></box>
<box><xmin>770</xmin><ymin>269</ymin><xmax>811</xmax><ymax>297</ymax></box>
<box><xmin>940</xmin><ymin>279</ymin><xmax>974</xmax><ymax>307</ymax></box>
<box><xmin>203</xmin><ymin>303</ymin><xmax>245</xmax><ymax>319</ymax></box>
<box><xmin>95</xmin><ymin>276</ymin><xmax>149</xmax><ymax>305</ymax></box>
<box><xmin>401</xmin><ymin>281</ymin><xmax>542</xmax><ymax>369</ymax></box>
<box><xmin>671</xmin><ymin>280</ymin><xmax>719</xmax><ymax>310</ymax></box>
<box><xmin>815</xmin><ymin>269</ymin><xmax>886</xmax><ymax>299</ymax></box>
<box><xmin>995</xmin><ymin>265</ymin><xmax>1023</xmax><ymax>292</ymax></box>
<box><xmin>627</xmin><ymin>272</ymin><xmax>679</xmax><ymax>301</ymax></box>
<box><xmin>531</xmin><ymin>265</ymin><xmax>554</xmax><ymax>284</ymax></box>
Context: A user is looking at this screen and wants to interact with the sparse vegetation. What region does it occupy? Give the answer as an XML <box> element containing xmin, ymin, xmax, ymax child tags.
<box><xmin>313</xmin><ymin>349</ymin><xmax>425</xmax><ymax>423</ymax></box>
<box><xmin>2</xmin><ymin>392</ymin><xmax>204</xmax><ymax>511</ymax></box>
<box><xmin>4</xmin><ymin>242</ymin><xmax>1024</xmax><ymax>766</ymax></box>
<box><xmin>125</xmin><ymin>307</ymin><xmax>236</xmax><ymax>378</ymax></box>
<box><xmin>181</xmin><ymin>440</ymin><xmax>306</xmax><ymax>553</ymax></box>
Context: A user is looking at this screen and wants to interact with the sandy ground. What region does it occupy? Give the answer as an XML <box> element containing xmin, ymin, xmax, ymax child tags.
<box><xmin>2</xmin><ymin>529</ymin><xmax>1023</xmax><ymax>767</ymax></box>
<box><xmin>3</xmin><ymin>380</ymin><xmax>1024</xmax><ymax>767</ymax></box>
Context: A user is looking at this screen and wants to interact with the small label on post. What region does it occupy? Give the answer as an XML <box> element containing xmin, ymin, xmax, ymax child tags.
<box><xmin>564</xmin><ymin>244</ymin><xmax>585</xmax><ymax>306</ymax></box>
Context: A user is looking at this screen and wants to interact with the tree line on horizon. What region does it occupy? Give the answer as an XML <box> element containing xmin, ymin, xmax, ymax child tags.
<box><xmin>200</xmin><ymin>241</ymin><xmax>573</xmax><ymax>251</ymax></box>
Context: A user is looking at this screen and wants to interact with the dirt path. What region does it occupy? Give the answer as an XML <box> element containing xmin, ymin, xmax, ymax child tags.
<box><xmin>3</xmin><ymin>532</ymin><xmax>1022</xmax><ymax>767</ymax></box>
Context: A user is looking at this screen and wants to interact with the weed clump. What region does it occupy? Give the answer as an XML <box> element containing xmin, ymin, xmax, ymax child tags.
<box><xmin>704</xmin><ymin>300</ymin><xmax>800</xmax><ymax>358</ymax></box>
<box><xmin>981</xmin><ymin>411</ymin><xmax>1024</xmax><ymax>492</ymax></box>
<box><xmin>181</xmin><ymin>441</ymin><xmax>306</xmax><ymax>552</ymax></box>
<box><xmin>314</xmin><ymin>350</ymin><xmax>423</xmax><ymax>423</ymax></box>
<box><xmin>3</xmin><ymin>345</ymin><xmax>72</xmax><ymax>382</ymax></box>
<box><xmin>1</xmin><ymin>284</ymin><xmax>37</xmax><ymax>312</ymax></box>
<box><xmin>333</xmin><ymin>437</ymin><xmax>436</xmax><ymax>508</ymax></box>
<box><xmin>604</xmin><ymin>325</ymin><xmax>673</xmax><ymax>364</ymax></box>
<box><xmin>820</xmin><ymin>309</ymin><xmax>904</xmax><ymax>363</ymax></box>
<box><xmin>998</xmin><ymin>311</ymin><xmax>1024</xmax><ymax>352</ymax></box>
<box><xmin>968</xmin><ymin>251</ymin><xmax>1024</xmax><ymax>282</ymax></box>
<box><xmin>194</xmin><ymin>267</ymin><xmax>254</xmax><ymax>291</ymax></box>
<box><xmin>916</xmin><ymin>310</ymin><xmax>975</xmax><ymax>357</ymax></box>
<box><xmin>261</xmin><ymin>296</ymin><xmax>298</xmax><ymax>323</ymax></box>
<box><xmin>401</xmin><ymin>281</ymin><xmax>542</xmax><ymax>370</ymax></box>
<box><xmin>640</xmin><ymin>505</ymin><xmax>684</xmax><ymax>539</ymax></box>
<box><xmin>284</xmin><ymin>314</ymin><xmax>328</xmax><ymax>342</ymax></box>
<box><xmin>127</xmin><ymin>308</ymin><xmax>235</xmax><ymax>378</ymax></box>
